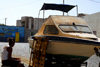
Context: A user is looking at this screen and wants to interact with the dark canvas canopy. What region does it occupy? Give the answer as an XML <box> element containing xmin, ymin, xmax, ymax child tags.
<box><xmin>41</xmin><ymin>3</ymin><xmax>75</xmax><ymax>13</ymax></box>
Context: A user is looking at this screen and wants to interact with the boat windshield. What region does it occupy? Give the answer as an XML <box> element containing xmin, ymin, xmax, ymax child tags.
<box><xmin>59</xmin><ymin>25</ymin><xmax>92</xmax><ymax>33</ymax></box>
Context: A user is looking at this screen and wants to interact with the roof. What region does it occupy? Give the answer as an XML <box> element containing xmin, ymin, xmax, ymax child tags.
<box><xmin>45</xmin><ymin>15</ymin><xmax>88</xmax><ymax>25</ymax></box>
<box><xmin>41</xmin><ymin>3</ymin><xmax>75</xmax><ymax>13</ymax></box>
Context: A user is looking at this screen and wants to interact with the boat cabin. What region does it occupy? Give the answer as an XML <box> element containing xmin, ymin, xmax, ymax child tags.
<box><xmin>35</xmin><ymin>15</ymin><xmax>97</xmax><ymax>41</ymax></box>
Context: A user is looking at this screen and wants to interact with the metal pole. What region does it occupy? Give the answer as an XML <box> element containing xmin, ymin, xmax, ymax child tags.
<box><xmin>63</xmin><ymin>0</ymin><xmax>65</xmax><ymax>4</ymax></box>
<box><xmin>43</xmin><ymin>10</ymin><xmax>45</xmax><ymax>22</ymax></box>
<box><xmin>63</xmin><ymin>0</ymin><xmax>65</xmax><ymax>16</ymax></box>
<box><xmin>76</xmin><ymin>5</ymin><xmax>78</xmax><ymax>16</ymax></box>
<box><xmin>38</xmin><ymin>10</ymin><xmax>41</xmax><ymax>30</ymax></box>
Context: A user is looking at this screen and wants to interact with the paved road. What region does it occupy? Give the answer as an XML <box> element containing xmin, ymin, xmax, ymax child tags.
<box><xmin>0</xmin><ymin>42</ymin><xmax>31</xmax><ymax>67</ymax></box>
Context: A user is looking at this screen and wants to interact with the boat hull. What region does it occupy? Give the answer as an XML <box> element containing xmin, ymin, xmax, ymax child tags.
<box><xmin>45</xmin><ymin>36</ymin><xmax>100</xmax><ymax>61</ymax></box>
<box><xmin>29</xmin><ymin>36</ymin><xmax>100</xmax><ymax>66</ymax></box>
<box><xmin>47</xmin><ymin>41</ymin><xmax>96</xmax><ymax>57</ymax></box>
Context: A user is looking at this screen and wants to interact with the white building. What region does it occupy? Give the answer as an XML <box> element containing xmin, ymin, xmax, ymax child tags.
<box><xmin>82</xmin><ymin>12</ymin><xmax>100</xmax><ymax>37</ymax></box>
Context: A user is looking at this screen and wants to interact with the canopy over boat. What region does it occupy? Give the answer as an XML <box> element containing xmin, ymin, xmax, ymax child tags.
<box><xmin>41</xmin><ymin>3</ymin><xmax>75</xmax><ymax>13</ymax></box>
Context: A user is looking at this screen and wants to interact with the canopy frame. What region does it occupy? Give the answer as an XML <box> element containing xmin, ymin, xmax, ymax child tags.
<box><xmin>38</xmin><ymin>3</ymin><xmax>78</xmax><ymax>26</ymax></box>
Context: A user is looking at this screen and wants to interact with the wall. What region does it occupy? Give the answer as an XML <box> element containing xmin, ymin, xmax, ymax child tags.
<box><xmin>83</xmin><ymin>12</ymin><xmax>100</xmax><ymax>37</ymax></box>
<box><xmin>16</xmin><ymin>16</ymin><xmax>44</xmax><ymax>42</ymax></box>
<box><xmin>0</xmin><ymin>25</ymin><xmax>24</xmax><ymax>42</ymax></box>
<box><xmin>34</xmin><ymin>18</ymin><xmax>44</xmax><ymax>34</ymax></box>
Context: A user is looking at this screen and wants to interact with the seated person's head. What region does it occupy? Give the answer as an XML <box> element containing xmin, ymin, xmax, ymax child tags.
<box><xmin>8</xmin><ymin>38</ymin><xmax>15</xmax><ymax>47</ymax></box>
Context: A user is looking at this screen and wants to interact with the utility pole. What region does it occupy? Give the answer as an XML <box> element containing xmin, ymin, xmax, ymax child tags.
<box><xmin>5</xmin><ymin>18</ymin><xmax>7</xmax><ymax>25</ymax></box>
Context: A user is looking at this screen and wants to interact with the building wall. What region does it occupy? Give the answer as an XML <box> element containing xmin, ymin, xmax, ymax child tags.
<box><xmin>16</xmin><ymin>16</ymin><xmax>44</xmax><ymax>42</ymax></box>
<box><xmin>21</xmin><ymin>16</ymin><xmax>34</xmax><ymax>30</ymax></box>
<box><xmin>83</xmin><ymin>12</ymin><xmax>100</xmax><ymax>37</ymax></box>
<box><xmin>34</xmin><ymin>18</ymin><xmax>44</xmax><ymax>33</ymax></box>
<box><xmin>0</xmin><ymin>25</ymin><xmax>24</xmax><ymax>42</ymax></box>
<box><xmin>16</xmin><ymin>20</ymin><xmax>21</xmax><ymax>26</ymax></box>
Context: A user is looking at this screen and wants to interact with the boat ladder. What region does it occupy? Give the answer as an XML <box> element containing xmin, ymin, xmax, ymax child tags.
<box><xmin>29</xmin><ymin>37</ymin><xmax>48</xmax><ymax>67</ymax></box>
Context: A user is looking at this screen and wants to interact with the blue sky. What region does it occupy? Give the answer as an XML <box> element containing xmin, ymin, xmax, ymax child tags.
<box><xmin>0</xmin><ymin>0</ymin><xmax>100</xmax><ymax>26</ymax></box>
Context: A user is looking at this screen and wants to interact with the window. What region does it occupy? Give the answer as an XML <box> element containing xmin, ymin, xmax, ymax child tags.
<box><xmin>44</xmin><ymin>25</ymin><xmax>58</xmax><ymax>34</ymax></box>
<box><xmin>93</xmin><ymin>31</ymin><xmax>97</xmax><ymax>35</ymax></box>
<box><xmin>59</xmin><ymin>25</ymin><xmax>92</xmax><ymax>34</ymax></box>
<box><xmin>21</xmin><ymin>21</ymin><xmax>25</xmax><ymax>27</ymax></box>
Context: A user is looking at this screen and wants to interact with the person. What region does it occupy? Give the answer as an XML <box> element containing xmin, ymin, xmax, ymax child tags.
<box><xmin>1</xmin><ymin>38</ymin><xmax>22</xmax><ymax>67</ymax></box>
<box><xmin>84</xmin><ymin>47</ymin><xmax>100</xmax><ymax>67</ymax></box>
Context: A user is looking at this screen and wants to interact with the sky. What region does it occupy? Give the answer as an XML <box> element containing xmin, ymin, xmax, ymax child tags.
<box><xmin>0</xmin><ymin>0</ymin><xmax>100</xmax><ymax>26</ymax></box>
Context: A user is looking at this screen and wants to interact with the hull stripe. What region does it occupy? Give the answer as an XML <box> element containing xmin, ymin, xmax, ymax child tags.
<box><xmin>33</xmin><ymin>36</ymin><xmax>100</xmax><ymax>46</ymax></box>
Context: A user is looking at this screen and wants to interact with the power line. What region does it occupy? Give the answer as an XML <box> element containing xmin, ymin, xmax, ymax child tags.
<box><xmin>89</xmin><ymin>0</ymin><xmax>100</xmax><ymax>3</ymax></box>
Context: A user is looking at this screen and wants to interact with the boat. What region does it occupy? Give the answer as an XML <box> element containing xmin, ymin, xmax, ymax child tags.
<box><xmin>29</xmin><ymin>3</ymin><xmax>100</xmax><ymax>67</ymax></box>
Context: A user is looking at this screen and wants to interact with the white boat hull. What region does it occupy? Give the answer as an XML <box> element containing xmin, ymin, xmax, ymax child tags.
<box><xmin>47</xmin><ymin>40</ymin><xmax>97</xmax><ymax>57</ymax></box>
